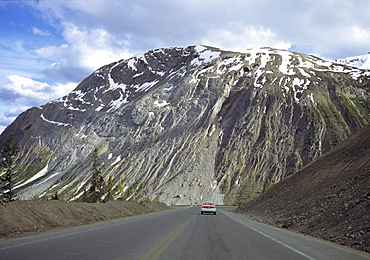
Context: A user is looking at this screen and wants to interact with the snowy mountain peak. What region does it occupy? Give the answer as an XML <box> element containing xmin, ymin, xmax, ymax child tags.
<box><xmin>44</xmin><ymin>45</ymin><xmax>370</xmax><ymax>136</ymax></box>
<box><xmin>334</xmin><ymin>53</ymin><xmax>370</xmax><ymax>70</ymax></box>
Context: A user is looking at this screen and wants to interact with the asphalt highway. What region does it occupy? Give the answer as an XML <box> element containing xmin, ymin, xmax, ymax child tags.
<box><xmin>0</xmin><ymin>206</ymin><xmax>369</xmax><ymax>260</ymax></box>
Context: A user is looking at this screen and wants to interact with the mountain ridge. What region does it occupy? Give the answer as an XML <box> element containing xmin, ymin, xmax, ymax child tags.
<box><xmin>334</xmin><ymin>53</ymin><xmax>370</xmax><ymax>70</ymax></box>
<box><xmin>1</xmin><ymin>45</ymin><xmax>369</xmax><ymax>205</ymax></box>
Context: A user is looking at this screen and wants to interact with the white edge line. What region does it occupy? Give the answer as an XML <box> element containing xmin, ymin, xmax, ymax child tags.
<box><xmin>222</xmin><ymin>210</ymin><xmax>316</xmax><ymax>260</ymax></box>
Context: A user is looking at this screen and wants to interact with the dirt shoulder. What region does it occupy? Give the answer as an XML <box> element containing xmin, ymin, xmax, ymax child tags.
<box><xmin>0</xmin><ymin>200</ymin><xmax>169</xmax><ymax>240</ymax></box>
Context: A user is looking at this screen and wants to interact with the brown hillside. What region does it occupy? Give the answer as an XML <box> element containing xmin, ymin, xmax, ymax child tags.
<box><xmin>237</xmin><ymin>124</ymin><xmax>370</xmax><ymax>253</ymax></box>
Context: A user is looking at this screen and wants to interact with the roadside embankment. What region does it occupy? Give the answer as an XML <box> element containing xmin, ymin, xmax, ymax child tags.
<box><xmin>0</xmin><ymin>200</ymin><xmax>169</xmax><ymax>239</ymax></box>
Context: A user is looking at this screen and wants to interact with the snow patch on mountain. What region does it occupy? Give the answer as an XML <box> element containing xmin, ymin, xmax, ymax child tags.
<box><xmin>14</xmin><ymin>164</ymin><xmax>49</xmax><ymax>189</ymax></box>
<box><xmin>334</xmin><ymin>53</ymin><xmax>370</xmax><ymax>70</ymax></box>
<box><xmin>52</xmin><ymin>46</ymin><xmax>370</xmax><ymax>116</ymax></box>
<box><xmin>111</xmin><ymin>155</ymin><xmax>122</xmax><ymax>166</ymax></box>
<box><xmin>41</xmin><ymin>114</ymin><xmax>71</xmax><ymax>127</ymax></box>
<box><xmin>191</xmin><ymin>45</ymin><xmax>221</xmax><ymax>67</ymax></box>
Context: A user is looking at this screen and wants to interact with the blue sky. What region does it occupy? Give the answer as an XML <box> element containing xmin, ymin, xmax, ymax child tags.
<box><xmin>1</xmin><ymin>0</ymin><xmax>370</xmax><ymax>134</ymax></box>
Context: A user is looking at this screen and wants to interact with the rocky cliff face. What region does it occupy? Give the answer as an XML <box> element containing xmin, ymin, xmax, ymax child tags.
<box><xmin>1</xmin><ymin>45</ymin><xmax>369</xmax><ymax>205</ymax></box>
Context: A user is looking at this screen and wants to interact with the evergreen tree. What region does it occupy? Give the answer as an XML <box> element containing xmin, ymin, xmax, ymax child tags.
<box><xmin>116</xmin><ymin>179</ymin><xmax>125</xmax><ymax>201</ymax></box>
<box><xmin>105</xmin><ymin>175</ymin><xmax>114</xmax><ymax>202</ymax></box>
<box><xmin>80</xmin><ymin>188</ymin><xmax>88</xmax><ymax>202</ymax></box>
<box><xmin>51</xmin><ymin>192</ymin><xmax>59</xmax><ymax>200</ymax></box>
<box><xmin>1</xmin><ymin>133</ymin><xmax>20</xmax><ymax>203</ymax></box>
<box><xmin>88</xmin><ymin>148</ymin><xmax>105</xmax><ymax>203</ymax></box>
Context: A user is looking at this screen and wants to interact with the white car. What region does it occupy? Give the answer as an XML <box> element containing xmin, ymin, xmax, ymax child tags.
<box><xmin>201</xmin><ymin>202</ymin><xmax>216</xmax><ymax>215</ymax></box>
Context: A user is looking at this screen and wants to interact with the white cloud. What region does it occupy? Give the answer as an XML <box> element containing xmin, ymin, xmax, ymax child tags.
<box><xmin>34</xmin><ymin>24</ymin><xmax>133</xmax><ymax>83</ymax></box>
<box><xmin>32</xmin><ymin>27</ymin><xmax>51</xmax><ymax>37</ymax></box>
<box><xmin>303</xmin><ymin>24</ymin><xmax>370</xmax><ymax>59</ymax></box>
<box><xmin>34</xmin><ymin>44</ymin><xmax>68</xmax><ymax>60</ymax></box>
<box><xmin>2</xmin><ymin>75</ymin><xmax>75</xmax><ymax>104</ymax></box>
<box><xmin>0</xmin><ymin>75</ymin><xmax>76</xmax><ymax>134</ymax></box>
<box><xmin>200</xmin><ymin>25</ymin><xmax>291</xmax><ymax>52</ymax></box>
<box><xmin>27</xmin><ymin>0</ymin><xmax>370</xmax><ymax>61</ymax></box>
<box><xmin>61</xmin><ymin>23</ymin><xmax>132</xmax><ymax>69</ymax></box>
<box><xmin>278</xmin><ymin>0</ymin><xmax>370</xmax><ymax>58</ymax></box>
<box><xmin>348</xmin><ymin>25</ymin><xmax>370</xmax><ymax>49</ymax></box>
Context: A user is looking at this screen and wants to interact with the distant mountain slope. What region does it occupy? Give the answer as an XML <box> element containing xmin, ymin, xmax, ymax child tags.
<box><xmin>0</xmin><ymin>45</ymin><xmax>369</xmax><ymax>205</ymax></box>
<box><xmin>334</xmin><ymin>53</ymin><xmax>370</xmax><ymax>70</ymax></box>
<box><xmin>237</xmin><ymin>125</ymin><xmax>370</xmax><ymax>252</ymax></box>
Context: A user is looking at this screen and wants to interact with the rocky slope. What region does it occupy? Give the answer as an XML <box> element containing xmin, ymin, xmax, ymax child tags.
<box><xmin>1</xmin><ymin>45</ymin><xmax>369</xmax><ymax>205</ymax></box>
<box><xmin>237</xmin><ymin>124</ymin><xmax>370</xmax><ymax>253</ymax></box>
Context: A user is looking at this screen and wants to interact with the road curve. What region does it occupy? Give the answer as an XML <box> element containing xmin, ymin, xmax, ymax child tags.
<box><xmin>0</xmin><ymin>206</ymin><xmax>368</xmax><ymax>260</ymax></box>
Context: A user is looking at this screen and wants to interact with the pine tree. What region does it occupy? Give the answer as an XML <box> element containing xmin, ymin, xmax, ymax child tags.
<box><xmin>88</xmin><ymin>148</ymin><xmax>105</xmax><ymax>203</ymax></box>
<box><xmin>51</xmin><ymin>192</ymin><xmax>59</xmax><ymax>200</ymax></box>
<box><xmin>105</xmin><ymin>175</ymin><xmax>114</xmax><ymax>202</ymax></box>
<box><xmin>80</xmin><ymin>188</ymin><xmax>88</xmax><ymax>202</ymax></box>
<box><xmin>1</xmin><ymin>133</ymin><xmax>20</xmax><ymax>203</ymax></box>
<box><xmin>116</xmin><ymin>179</ymin><xmax>125</xmax><ymax>201</ymax></box>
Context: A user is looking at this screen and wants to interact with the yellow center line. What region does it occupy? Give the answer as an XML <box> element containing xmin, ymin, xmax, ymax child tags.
<box><xmin>140</xmin><ymin>215</ymin><xmax>196</xmax><ymax>260</ymax></box>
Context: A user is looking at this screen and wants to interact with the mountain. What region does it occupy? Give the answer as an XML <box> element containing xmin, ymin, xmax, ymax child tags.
<box><xmin>236</xmin><ymin>124</ymin><xmax>370</xmax><ymax>252</ymax></box>
<box><xmin>334</xmin><ymin>53</ymin><xmax>370</xmax><ymax>70</ymax></box>
<box><xmin>1</xmin><ymin>45</ymin><xmax>369</xmax><ymax>205</ymax></box>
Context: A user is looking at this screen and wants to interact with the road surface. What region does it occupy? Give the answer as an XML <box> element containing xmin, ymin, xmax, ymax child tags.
<box><xmin>0</xmin><ymin>206</ymin><xmax>369</xmax><ymax>259</ymax></box>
